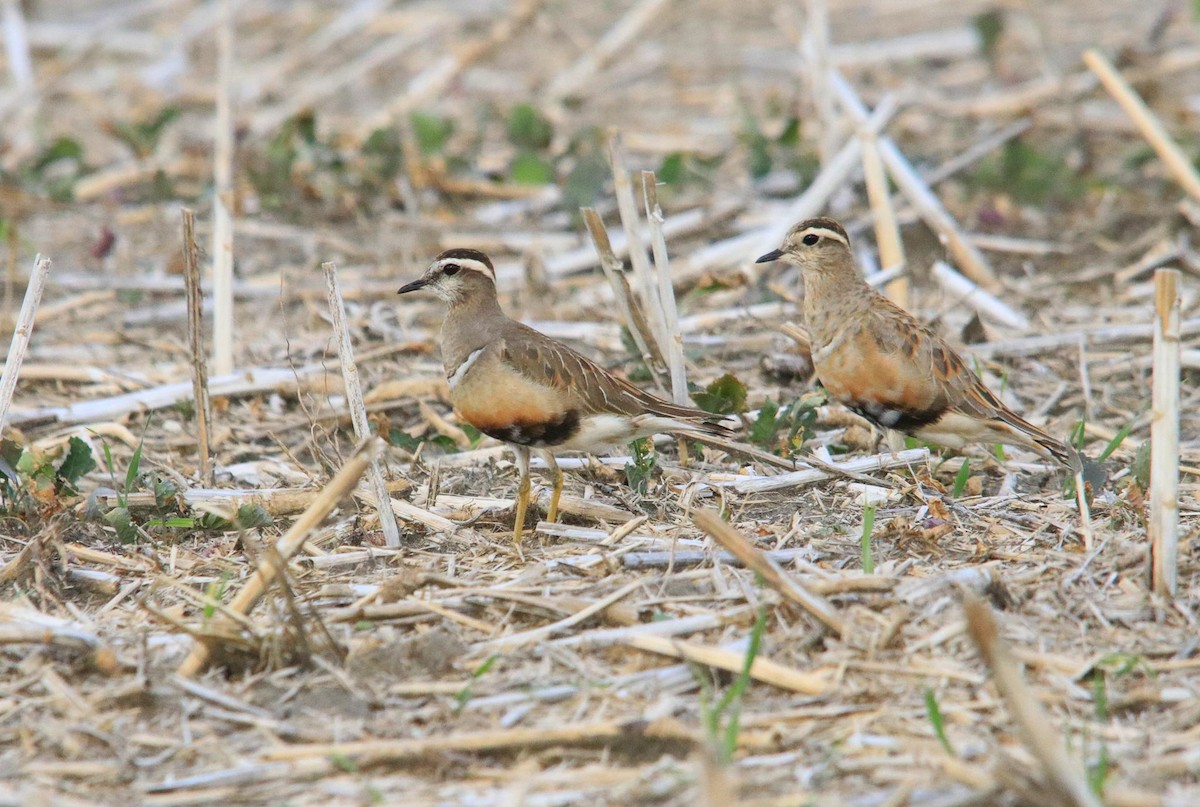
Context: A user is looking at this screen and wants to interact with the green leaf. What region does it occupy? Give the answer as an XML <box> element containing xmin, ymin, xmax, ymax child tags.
<box><xmin>125</xmin><ymin>439</ymin><xmax>143</xmax><ymax>495</ymax></box>
<box><xmin>103</xmin><ymin>507</ymin><xmax>138</xmax><ymax>543</ymax></box>
<box><xmin>147</xmin><ymin>517</ymin><xmax>196</xmax><ymax>529</ymax></box>
<box><xmin>456</xmin><ymin>653</ymin><xmax>502</xmax><ymax>713</ymax></box>
<box><xmin>460</xmin><ymin>423</ymin><xmax>483</xmax><ymax>449</ymax></box>
<box><xmin>1098</xmin><ymin>422</ymin><xmax>1134</xmax><ymax>461</ymax></box>
<box><xmin>776</xmin><ymin>117</ymin><xmax>801</xmax><ymax>148</ymax></box>
<box><xmin>563</xmin><ymin>150</ymin><xmax>609</xmax><ymax>213</ymax></box>
<box><xmin>56</xmin><ymin>436</ymin><xmax>97</xmax><ymax>494</ymax></box>
<box><xmin>509</xmin><ymin>152</ymin><xmax>555</xmax><ymax>185</ymax></box>
<box><xmin>1092</xmin><ymin>672</ymin><xmax>1109</xmax><ymax>722</ymax></box>
<box><xmin>32</xmin><ymin>137</ymin><xmax>84</xmax><ymax>173</ymax></box>
<box><xmin>110</xmin><ymin>107</ymin><xmax>180</xmax><ymax>157</ymax></box>
<box><xmin>784</xmin><ymin>395</ymin><xmax>820</xmax><ymax>452</ymax></box>
<box><xmin>692</xmin><ymin>373</ymin><xmax>748</xmax><ymax>415</ymax></box>
<box><xmin>952</xmin><ymin>458</ymin><xmax>971</xmax><ymax>498</ymax></box>
<box><xmin>233</xmin><ymin>504</ymin><xmax>273</xmax><ymax>529</ymax></box>
<box><xmin>924</xmin><ymin>688</ymin><xmax>955</xmax><ymax>755</ymax></box>
<box><xmin>194</xmin><ymin>504</ymin><xmax>274</xmax><ymax>532</ymax></box>
<box><xmin>1131</xmin><ymin>441</ymin><xmax>1151</xmax><ymax>489</ymax></box>
<box><xmin>428</xmin><ymin>435</ymin><xmax>460</xmax><ymax>454</ymax></box>
<box><xmin>505</xmin><ymin>104</ymin><xmax>553</xmax><ymax>150</ymax></box>
<box><xmin>746</xmin><ymin>132</ymin><xmax>771</xmax><ymax>178</ymax></box>
<box><xmin>1088</xmin><ymin>743</ymin><xmax>1111</xmax><ymax>796</ymax></box>
<box><xmin>748</xmin><ymin>400</ymin><xmax>780</xmax><ymax>448</ymax></box>
<box><xmin>0</xmin><ymin>438</ymin><xmax>23</xmax><ymax>471</ymax></box>
<box><xmin>657</xmin><ymin>152</ymin><xmax>685</xmax><ymax>185</ymax></box>
<box><xmin>974</xmin><ymin>10</ymin><xmax>1005</xmax><ymax>62</ymax></box>
<box><xmin>387</xmin><ymin>428</ymin><xmax>421</xmax><ymax>452</ymax></box>
<box><xmin>362</xmin><ymin>127</ymin><xmax>404</xmax><ymax>181</ymax></box>
<box><xmin>410</xmin><ymin>112</ymin><xmax>455</xmax><ymax>155</ymax></box>
<box><xmin>294</xmin><ymin>110</ymin><xmax>319</xmax><ymax>145</ymax></box>
<box><xmin>1070</xmin><ymin>417</ymin><xmax>1087</xmax><ymax>451</ymax></box>
<box><xmin>330</xmin><ymin>753</ymin><xmax>358</xmax><ymax>773</ymax></box>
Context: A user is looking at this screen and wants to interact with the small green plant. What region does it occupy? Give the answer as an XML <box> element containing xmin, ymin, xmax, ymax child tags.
<box><xmin>924</xmin><ymin>687</ymin><xmax>955</xmax><ymax>755</ymax></box>
<box><xmin>973</xmin><ymin>9</ymin><xmax>1005</xmax><ymax>64</ymax></box>
<box><xmin>696</xmin><ymin>606</ymin><xmax>767</xmax><ymax>764</ymax></box>
<box><xmin>860</xmin><ymin>505</ymin><xmax>876</xmax><ymax>574</ymax></box>
<box><xmin>739</xmin><ymin>113</ymin><xmax>818</xmax><ymax>183</ymax></box>
<box><xmin>625</xmin><ymin>438</ymin><xmax>657</xmax><ymax>496</ymax></box>
<box><xmin>747</xmin><ymin>397</ymin><xmax>819</xmax><ymax>456</ymax></box>
<box><xmin>504</xmin><ymin>103</ymin><xmax>555</xmax><ymax>185</ymax></box>
<box><xmin>107</xmin><ymin>106</ymin><xmax>180</xmax><ymax>158</ymax></box>
<box><xmin>561</xmin><ymin>128</ymin><xmax>610</xmax><ymax>215</ymax></box>
<box><xmin>97</xmin><ymin>424</ymin><xmax>148</xmax><ymax>543</ymax></box>
<box><xmin>386</xmin><ymin>428</ymin><xmax>461</xmax><ymax>455</ymax></box>
<box><xmin>17</xmin><ymin>137</ymin><xmax>88</xmax><ymax>201</ymax></box>
<box><xmin>655</xmin><ymin>151</ymin><xmax>724</xmax><ymax>196</ymax></box>
<box><xmin>952</xmin><ymin>458</ymin><xmax>972</xmax><ymax>498</ymax></box>
<box><xmin>1085</xmin><ymin>671</ymin><xmax>1111</xmax><ymax>796</ymax></box>
<box><xmin>202</xmin><ymin>572</ymin><xmax>231</xmax><ymax>620</ymax></box>
<box><xmin>454</xmin><ymin>653</ymin><xmax>500</xmax><ymax>713</ymax></box>
<box><xmin>410</xmin><ymin>111</ymin><xmax>455</xmax><ymax>155</ymax></box>
<box><xmin>1097</xmin><ymin>421</ymin><xmax>1134</xmax><ymax>462</ymax></box>
<box><xmin>970</xmin><ymin>138</ymin><xmax>1086</xmax><ymax>207</ymax></box>
<box><xmin>0</xmin><ymin>436</ymin><xmax>98</xmax><ymax>521</ymax></box>
<box><xmin>360</xmin><ymin>126</ymin><xmax>405</xmax><ymax>191</ymax></box>
<box><xmin>1070</xmin><ymin>417</ymin><xmax>1088</xmax><ymax>451</ymax></box>
<box><xmin>692</xmin><ymin>373</ymin><xmax>749</xmax><ymax>415</ymax></box>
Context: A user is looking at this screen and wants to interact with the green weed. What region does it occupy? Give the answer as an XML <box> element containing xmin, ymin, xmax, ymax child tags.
<box><xmin>924</xmin><ymin>687</ymin><xmax>955</xmax><ymax>755</ymax></box>
<box><xmin>625</xmin><ymin>438</ymin><xmax>657</xmax><ymax>496</ymax></box>
<box><xmin>696</xmin><ymin>606</ymin><xmax>768</xmax><ymax>764</ymax></box>
<box><xmin>860</xmin><ymin>506</ymin><xmax>876</xmax><ymax>574</ymax></box>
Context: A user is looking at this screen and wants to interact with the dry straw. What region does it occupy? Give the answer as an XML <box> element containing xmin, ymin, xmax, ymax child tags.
<box><xmin>322</xmin><ymin>261</ymin><xmax>403</xmax><ymax>548</ymax></box>
<box><xmin>1149</xmin><ymin>268</ymin><xmax>1181</xmax><ymax>597</ymax></box>
<box><xmin>0</xmin><ymin>255</ymin><xmax>50</xmax><ymax>440</ymax></box>
<box><xmin>210</xmin><ymin>0</ymin><xmax>235</xmax><ymax>375</ymax></box>
<box><xmin>181</xmin><ymin>208</ymin><xmax>213</xmax><ymax>487</ymax></box>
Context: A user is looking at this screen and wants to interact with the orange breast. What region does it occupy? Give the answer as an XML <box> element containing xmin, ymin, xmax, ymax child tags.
<box><xmin>817</xmin><ymin>327</ymin><xmax>940</xmax><ymax>413</ymax></box>
<box><xmin>450</xmin><ymin>357</ymin><xmax>567</xmax><ymax>433</ymax></box>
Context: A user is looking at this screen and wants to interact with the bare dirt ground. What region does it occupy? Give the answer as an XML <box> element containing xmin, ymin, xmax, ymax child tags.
<box><xmin>2</xmin><ymin>0</ymin><xmax>1199</xmax><ymax>805</ymax></box>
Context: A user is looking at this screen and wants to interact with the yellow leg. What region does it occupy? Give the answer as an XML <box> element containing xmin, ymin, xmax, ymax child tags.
<box><xmin>512</xmin><ymin>447</ymin><xmax>531</xmax><ymax>544</ymax></box>
<box><xmin>544</xmin><ymin>452</ymin><xmax>563</xmax><ymax>523</ymax></box>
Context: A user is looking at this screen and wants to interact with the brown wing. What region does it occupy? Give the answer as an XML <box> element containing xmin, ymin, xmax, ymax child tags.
<box><xmin>499</xmin><ymin>321</ymin><xmax>725</xmax><ymax>426</ymax></box>
<box><xmin>887</xmin><ymin>305</ymin><xmax>1076</xmax><ymax>465</ymax></box>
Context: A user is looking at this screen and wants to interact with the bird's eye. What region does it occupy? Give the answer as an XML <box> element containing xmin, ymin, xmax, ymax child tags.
<box><xmin>801</xmin><ymin>233</ymin><xmax>820</xmax><ymax>246</ymax></box>
<box><xmin>443</xmin><ymin>263</ymin><xmax>460</xmax><ymax>276</ymax></box>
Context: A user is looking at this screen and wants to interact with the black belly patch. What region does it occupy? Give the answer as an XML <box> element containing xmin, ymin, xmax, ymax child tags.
<box><xmin>849</xmin><ymin>401</ymin><xmax>945</xmax><ymax>432</ymax></box>
<box><xmin>481</xmin><ymin>410</ymin><xmax>580</xmax><ymax>447</ymax></box>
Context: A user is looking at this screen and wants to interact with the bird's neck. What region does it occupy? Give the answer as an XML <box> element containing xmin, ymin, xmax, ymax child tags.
<box><xmin>802</xmin><ymin>263</ymin><xmax>874</xmax><ymax>347</ymax></box>
<box><xmin>441</xmin><ymin>291</ymin><xmax>507</xmax><ymax>372</ymax></box>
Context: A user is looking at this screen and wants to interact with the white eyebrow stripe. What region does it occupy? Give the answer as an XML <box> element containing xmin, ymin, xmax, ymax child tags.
<box><xmin>801</xmin><ymin>227</ymin><xmax>849</xmax><ymax>247</ymax></box>
<box><xmin>439</xmin><ymin>258</ymin><xmax>495</xmax><ymax>281</ymax></box>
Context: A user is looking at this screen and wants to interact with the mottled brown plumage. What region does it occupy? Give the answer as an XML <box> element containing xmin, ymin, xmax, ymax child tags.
<box><xmin>399</xmin><ymin>249</ymin><xmax>729</xmax><ymax>542</ymax></box>
<box><xmin>757</xmin><ymin>218</ymin><xmax>1077</xmax><ymax>467</ymax></box>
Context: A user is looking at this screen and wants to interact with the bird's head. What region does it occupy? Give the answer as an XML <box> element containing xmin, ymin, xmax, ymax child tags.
<box><xmin>398</xmin><ymin>248</ymin><xmax>497</xmax><ymax>304</ymax></box>
<box><xmin>755</xmin><ymin>217</ymin><xmax>852</xmax><ymax>273</ymax></box>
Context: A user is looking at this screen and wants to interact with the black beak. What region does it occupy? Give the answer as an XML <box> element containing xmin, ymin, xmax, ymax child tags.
<box><xmin>397</xmin><ymin>278</ymin><xmax>428</xmax><ymax>294</ymax></box>
<box><xmin>755</xmin><ymin>249</ymin><xmax>784</xmax><ymax>264</ymax></box>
